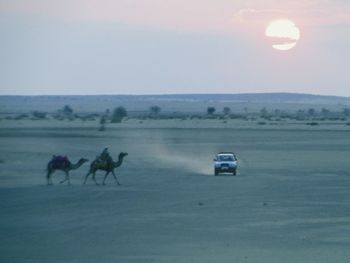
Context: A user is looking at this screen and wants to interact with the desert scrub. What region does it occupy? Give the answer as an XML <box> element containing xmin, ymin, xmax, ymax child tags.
<box><xmin>306</xmin><ymin>122</ymin><xmax>319</xmax><ymax>126</ymax></box>
<box><xmin>14</xmin><ymin>114</ymin><xmax>29</xmax><ymax>120</ymax></box>
<box><xmin>31</xmin><ymin>111</ymin><xmax>47</xmax><ymax>119</ymax></box>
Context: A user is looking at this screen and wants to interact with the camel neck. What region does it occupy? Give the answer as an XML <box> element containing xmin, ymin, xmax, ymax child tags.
<box><xmin>71</xmin><ymin>160</ymin><xmax>84</xmax><ymax>169</ymax></box>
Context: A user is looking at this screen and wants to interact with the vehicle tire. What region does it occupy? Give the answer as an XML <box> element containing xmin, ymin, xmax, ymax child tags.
<box><xmin>232</xmin><ymin>169</ymin><xmax>237</xmax><ymax>176</ymax></box>
<box><xmin>215</xmin><ymin>169</ymin><xmax>219</xmax><ymax>176</ymax></box>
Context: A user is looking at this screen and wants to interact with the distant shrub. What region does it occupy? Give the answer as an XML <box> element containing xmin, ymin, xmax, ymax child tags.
<box><xmin>260</xmin><ymin>108</ymin><xmax>269</xmax><ymax>118</ymax></box>
<box><xmin>99</xmin><ymin>115</ymin><xmax>107</xmax><ymax>131</ymax></box>
<box><xmin>343</xmin><ymin>108</ymin><xmax>350</xmax><ymax>117</ymax></box>
<box><xmin>32</xmin><ymin>111</ymin><xmax>47</xmax><ymax>119</ymax></box>
<box><xmin>229</xmin><ymin>114</ymin><xmax>243</xmax><ymax>119</ymax></box>
<box><xmin>14</xmin><ymin>114</ymin><xmax>29</xmax><ymax>120</ymax></box>
<box><xmin>274</xmin><ymin>109</ymin><xmax>281</xmax><ymax>117</ymax></box>
<box><xmin>79</xmin><ymin>113</ymin><xmax>98</xmax><ymax>121</ymax></box>
<box><xmin>307</xmin><ymin>108</ymin><xmax>316</xmax><ymax>117</ymax></box>
<box><xmin>149</xmin><ymin>106</ymin><xmax>161</xmax><ymax>116</ymax></box>
<box><xmin>223</xmin><ymin>107</ymin><xmax>231</xmax><ymax>116</ymax></box>
<box><xmin>53</xmin><ymin>115</ymin><xmax>65</xmax><ymax>121</ymax></box>
<box><xmin>190</xmin><ymin>115</ymin><xmax>201</xmax><ymax>120</ymax></box>
<box><xmin>257</xmin><ymin>121</ymin><xmax>266</xmax><ymax>125</ymax></box>
<box><xmin>306</xmin><ymin>122</ymin><xmax>319</xmax><ymax>126</ymax></box>
<box><xmin>321</xmin><ymin>108</ymin><xmax>330</xmax><ymax>117</ymax></box>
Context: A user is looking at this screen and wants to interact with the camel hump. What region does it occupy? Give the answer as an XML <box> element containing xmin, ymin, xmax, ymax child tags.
<box><xmin>51</xmin><ymin>155</ymin><xmax>70</xmax><ymax>168</ymax></box>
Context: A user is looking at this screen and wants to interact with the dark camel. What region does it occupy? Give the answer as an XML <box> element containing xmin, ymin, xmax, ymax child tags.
<box><xmin>46</xmin><ymin>156</ymin><xmax>88</xmax><ymax>185</ymax></box>
<box><xmin>83</xmin><ymin>152</ymin><xmax>128</xmax><ymax>185</ymax></box>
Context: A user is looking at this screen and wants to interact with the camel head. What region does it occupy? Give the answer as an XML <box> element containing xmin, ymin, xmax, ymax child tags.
<box><xmin>118</xmin><ymin>152</ymin><xmax>128</xmax><ymax>159</ymax></box>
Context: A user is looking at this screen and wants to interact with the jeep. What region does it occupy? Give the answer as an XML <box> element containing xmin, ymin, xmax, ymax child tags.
<box><xmin>213</xmin><ymin>152</ymin><xmax>238</xmax><ymax>176</ymax></box>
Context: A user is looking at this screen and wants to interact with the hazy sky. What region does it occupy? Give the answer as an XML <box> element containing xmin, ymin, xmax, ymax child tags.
<box><xmin>1</xmin><ymin>0</ymin><xmax>349</xmax><ymax>96</ymax></box>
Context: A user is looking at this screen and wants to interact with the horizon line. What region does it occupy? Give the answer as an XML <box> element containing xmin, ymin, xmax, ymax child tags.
<box><xmin>0</xmin><ymin>92</ymin><xmax>349</xmax><ymax>98</ymax></box>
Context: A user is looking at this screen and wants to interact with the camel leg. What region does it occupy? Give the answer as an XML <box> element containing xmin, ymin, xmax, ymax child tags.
<box><xmin>59</xmin><ymin>173</ymin><xmax>67</xmax><ymax>184</ymax></box>
<box><xmin>46</xmin><ymin>171</ymin><xmax>53</xmax><ymax>185</ymax></box>
<box><xmin>102</xmin><ymin>171</ymin><xmax>110</xmax><ymax>185</ymax></box>
<box><xmin>111</xmin><ymin>170</ymin><xmax>121</xmax><ymax>186</ymax></box>
<box><xmin>92</xmin><ymin>172</ymin><xmax>99</xmax><ymax>185</ymax></box>
<box><xmin>83</xmin><ymin>171</ymin><xmax>91</xmax><ymax>184</ymax></box>
<box><xmin>60</xmin><ymin>171</ymin><xmax>70</xmax><ymax>185</ymax></box>
<box><xmin>67</xmin><ymin>172</ymin><xmax>71</xmax><ymax>185</ymax></box>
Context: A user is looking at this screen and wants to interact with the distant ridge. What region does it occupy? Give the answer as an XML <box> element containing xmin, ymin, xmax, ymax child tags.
<box><xmin>2</xmin><ymin>92</ymin><xmax>350</xmax><ymax>114</ymax></box>
<box><xmin>1</xmin><ymin>93</ymin><xmax>350</xmax><ymax>104</ymax></box>
<box><xmin>130</xmin><ymin>93</ymin><xmax>350</xmax><ymax>103</ymax></box>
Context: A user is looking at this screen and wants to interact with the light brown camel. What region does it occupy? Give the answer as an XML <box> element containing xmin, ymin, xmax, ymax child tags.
<box><xmin>83</xmin><ymin>152</ymin><xmax>128</xmax><ymax>185</ymax></box>
<box><xmin>46</xmin><ymin>156</ymin><xmax>88</xmax><ymax>185</ymax></box>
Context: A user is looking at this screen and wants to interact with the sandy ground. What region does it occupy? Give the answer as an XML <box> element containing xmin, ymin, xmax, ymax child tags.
<box><xmin>1</xmin><ymin>123</ymin><xmax>350</xmax><ymax>262</ymax></box>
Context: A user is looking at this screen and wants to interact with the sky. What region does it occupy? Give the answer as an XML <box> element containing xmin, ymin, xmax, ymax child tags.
<box><xmin>0</xmin><ymin>0</ymin><xmax>349</xmax><ymax>96</ymax></box>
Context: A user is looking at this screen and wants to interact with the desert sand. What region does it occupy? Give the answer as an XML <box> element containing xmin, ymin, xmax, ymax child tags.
<box><xmin>1</xmin><ymin>120</ymin><xmax>350</xmax><ymax>262</ymax></box>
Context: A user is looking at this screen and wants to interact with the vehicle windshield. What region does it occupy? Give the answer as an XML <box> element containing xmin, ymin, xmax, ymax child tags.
<box><xmin>217</xmin><ymin>155</ymin><xmax>235</xmax><ymax>161</ymax></box>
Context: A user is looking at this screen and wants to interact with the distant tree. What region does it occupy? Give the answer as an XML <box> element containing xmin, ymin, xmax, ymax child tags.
<box><xmin>99</xmin><ymin>115</ymin><xmax>107</xmax><ymax>131</ymax></box>
<box><xmin>260</xmin><ymin>107</ymin><xmax>268</xmax><ymax>118</ymax></box>
<box><xmin>274</xmin><ymin>109</ymin><xmax>281</xmax><ymax>117</ymax></box>
<box><xmin>307</xmin><ymin>108</ymin><xmax>316</xmax><ymax>117</ymax></box>
<box><xmin>343</xmin><ymin>108</ymin><xmax>350</xmax><ymax>117</ymax></box>
<box><xmin>296</xmin><ymin>109</ymin><xmax>306</xmax><ymax>120</ymax></box>
<box><xmin>207</xmin><ymin>107</ymin><xmax>216</xmax><ymax>115</ymax></box>
<box><xmin>63</xmin><ymin>105</ymin><xmax>73</xmax><ymax>115</ymax></box>
<box><xmin>321</xmin><ymin>108</ymin><xmax>330</xmax><ymax>117</ymax></box>
<box><xmin>150</xmin><ymin>105</ymin><xmax>161</xmax><ymax>116</ymax></box>
<box><xmin>111</xmin><ymin>106</ymin><xmax>127</xmax><ymax>123</ymax></box>
<box><xmin>223</xmin><ymin>107</ymin><xmax>231</xmax><ymax>116</ymax></box>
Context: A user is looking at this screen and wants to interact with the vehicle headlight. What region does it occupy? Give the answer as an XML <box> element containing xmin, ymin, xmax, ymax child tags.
<box><xmin>230</xmin><ymin>162</ymin><xmax>237</xmax><ymax>167</ymax></box>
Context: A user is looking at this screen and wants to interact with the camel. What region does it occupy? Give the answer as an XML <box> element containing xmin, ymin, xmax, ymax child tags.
<box><xmin>83</xmin><ymin>152</ymin><xmax>128</xmax><ymax>185</ymax></box>
<box><xmin>46</xmin><ymin>156</ymin><xmax>89</xmax><ymax>185</ymax></box>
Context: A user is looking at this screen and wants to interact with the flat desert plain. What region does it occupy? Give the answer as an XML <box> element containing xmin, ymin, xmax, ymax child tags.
<box><xmin>1</xmin><ymin>122</ymin><xmax>350</xmax><ymax>262</ymax></box>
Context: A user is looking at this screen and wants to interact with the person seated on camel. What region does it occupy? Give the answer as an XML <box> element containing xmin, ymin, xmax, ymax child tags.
<box><xmin>96</xmin><ymin>148</ymin><xmax>113</xmax><ymax>169</ymax></box>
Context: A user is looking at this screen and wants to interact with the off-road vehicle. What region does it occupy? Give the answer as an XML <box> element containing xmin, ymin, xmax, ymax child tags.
<box><xmin>213</xmin><ymin>152</ymin><xmax>238</xmax><ymax>176</ymax></box>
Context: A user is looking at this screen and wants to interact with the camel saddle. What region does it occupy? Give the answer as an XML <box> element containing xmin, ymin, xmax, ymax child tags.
<box><xmin>95</xmin><ymin>158</ymin><xmax>112</xmax><ymax>170</ymax></box>
<box><xmin>51</xmin><ymin>155</ymin><xmax>70</xmax><ymax>169</ymax></box>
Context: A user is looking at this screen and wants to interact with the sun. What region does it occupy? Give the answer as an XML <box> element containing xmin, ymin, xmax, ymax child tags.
<box><xmin>265</xmin><ymin>20</ymin><xmax>300</xmax><ymax>51</ymax></box>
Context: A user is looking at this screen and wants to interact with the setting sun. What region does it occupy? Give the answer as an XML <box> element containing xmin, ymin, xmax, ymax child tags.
<box><xmin>265</xmin><ymin>19</ymin><xmax>300</xmax><ymax>51</ymax></box>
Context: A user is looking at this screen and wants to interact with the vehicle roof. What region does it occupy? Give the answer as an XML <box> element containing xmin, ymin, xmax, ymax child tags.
<box><xmin>217</xmin><ymin>152</ymin><xmax>235</xmax><ymax>155</ymax></box>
